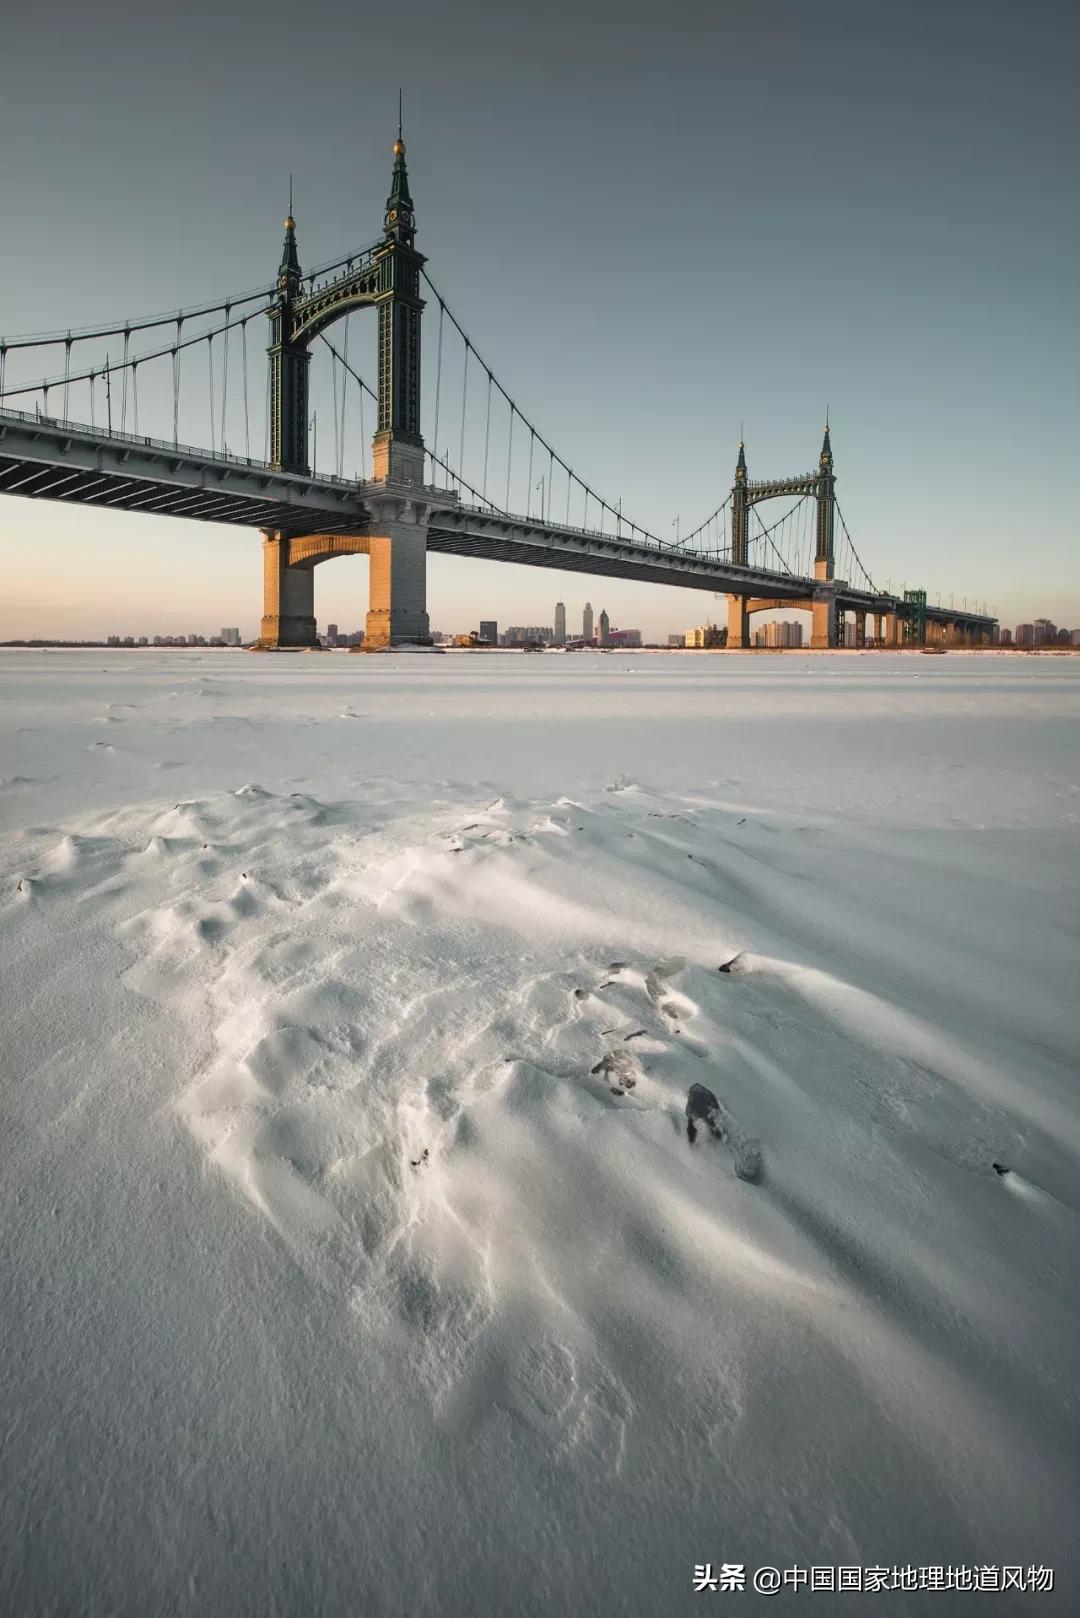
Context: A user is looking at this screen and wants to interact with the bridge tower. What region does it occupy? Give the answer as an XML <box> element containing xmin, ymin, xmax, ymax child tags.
<box><xmin>814</xmin><ymin>423</ymin><xmax>836</xmax><ymax>581</ymax></box>
<box><xmin>268</xmin><ymin>215</ymin><xmax>309</xmax><ymax>472</ymax></box>
<box><xmin>258</xmin><ymin>130</ymin><xmax>433</xmax><ymax>650</ymax></box>
<box><xmin>371</xmin><ymin>131</ymin><xmax>425</xmax><ymax>486</ymax></box>
<box><xmin>731</xmin><ymin>441</ymin><xmax>749</xmax><ymax>566</ymax></box>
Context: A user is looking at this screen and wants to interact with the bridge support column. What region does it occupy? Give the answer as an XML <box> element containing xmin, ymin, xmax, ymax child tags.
<box><xmin>855</xmin><ymin>610</ymin><xmax>866</xmax><ymax>649</ymax></box>
<box><xmin>256</xmin><ymin>534</ymin><xmax>317</xmax><ymax>649</ymax></box>
<box><xmin>727</xmin><ymin>595</ymin><xmax>750</xmax><ymax>649</ymax></box>
<box><xmin>361</xmin><ymin>521</ymin><xmax>431</xmax><ymax>649</ymax></box>
<box><xmin>811</xmin><ymin>585</ymin><xmax>839</xmax><ymax>649</ymax></box>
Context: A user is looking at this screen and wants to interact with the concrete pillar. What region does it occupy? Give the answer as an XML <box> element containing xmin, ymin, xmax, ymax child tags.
<box><xmin>812</xmin><ymin>588</ymin><xmax>838</xmax><ymax>649</ymax></box>
<box><xmin>257</xmin><ymin>534</ymin><xmax>317</xmax><ymax>648</ymax></box>
<box><xmin>362</xmin><ymin>525</ymin><xmax>430</xmax><ymax>648</ymax></box>
<box><xmin>727</xmin><ymin>594</ymin><xmax>750</xmax><ymax>649</ymax></box>
<box><xmin>855</xmin><ymin>610</ymin><xmax>866</xmax><ymax>649</ymax></box>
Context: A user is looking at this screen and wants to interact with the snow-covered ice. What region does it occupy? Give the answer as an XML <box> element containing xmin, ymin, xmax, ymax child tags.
<box><xmin>1</xmin><ymin>649</ymin><xmax>1078</xmax><ymax>1616</ymax></box>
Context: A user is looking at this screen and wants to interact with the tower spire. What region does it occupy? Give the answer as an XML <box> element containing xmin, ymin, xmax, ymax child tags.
<box><xmin>278</xmin><ymin>192</ymin><xmax>301</xmax><ymax>293</ymax></box>
<box><xmin>384</xmin><ymin>112</ymin><xmax>415</xmax><ymax>245</ymax></box>
<box><xmin>820</xmin><ymin>419</ymin><xmax>832</xmax><ymax>467</ymax></box>
<box><xmin>735</xmin><ymin>438</ymin><xmax>747</xmax><ymax>480</ymax></box>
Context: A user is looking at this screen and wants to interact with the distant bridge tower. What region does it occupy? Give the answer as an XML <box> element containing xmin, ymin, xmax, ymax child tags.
<box><xmin>726</xmin><ymin>425</ymin><xmax>840</xmax><ymax>650</ymax></box>
<box><xmin>258</xmin><ymin>130</ymin><xmax>433</xmax><ymax>650</ymax></box>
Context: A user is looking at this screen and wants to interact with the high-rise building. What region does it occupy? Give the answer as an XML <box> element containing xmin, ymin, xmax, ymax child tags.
<box><xmin>325</xmin><ymin>623</ymin><xmax>338</xmax><ymax>648</ymax></box>
<box><xmin>503</xmin><ymin>626</ymin><xmax>553</xmax><ymax>646</ymax></box>
<box><xmin>668</xmin><ymin>634</ymin><xmax>684</xmax><ymax>646</ymax></box>
<box><xmin>1033</xmin><ymin>618</ymin><xmax>1056</xmax><ymax>645</ymax></box>
<box><xmin>998</xmin><ymin>627</ymin><xmax>1012</xmax><ymax>645</ymax></box>
<box><xmin>760</xmin><ymin>619</ymin><xmax>804</xmax><ymax>648</ymax></box>
<box><xmin>583</xmin><ymin>603</ymin><xmax>594</xmax><ymax>643</ymax></box>
<box><xmin>554</xmin><ymin>603</ymin><xmax>566</xmax><ymax>645</ymax></box>
<box><xmin>1015</xmin><ymin>624</ymin><xmax>1035</xmax><ymax>646</ymax></box>
<box><xmin>479</xmin><ymin>620</ymin><xmax>498</xmax><ymax>645</ymax></box>
<box><xmin>1071</xmin><ymin>629</ymin><xmax>1080</xmax><ymax>646</ymax></box>
<box><xmin>598</xmin><ymin>609</ymin><xmax>610</xmax><ymax>647</ymax></box>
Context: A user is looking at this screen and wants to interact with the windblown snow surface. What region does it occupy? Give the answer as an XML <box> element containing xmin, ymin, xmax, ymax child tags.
<box><xmin>2</xmin><ymin>649</ymin><xmax>1078</xmax><ymax>1617</ymax></box>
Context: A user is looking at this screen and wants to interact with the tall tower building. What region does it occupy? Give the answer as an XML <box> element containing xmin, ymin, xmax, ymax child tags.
<box><xmin>554</xmin><ymin>602</ymin><xmax>566</xmax><ymax>645</ymax></box>
<box><xmin>598</xmin><ymin>609</ymin><xmax>610</xmax><ymax>647</ymax></box>
<box><xmin>583</xmin><ymin>602</ymin><xmax>594</xmax><ymax>643</ymax></box>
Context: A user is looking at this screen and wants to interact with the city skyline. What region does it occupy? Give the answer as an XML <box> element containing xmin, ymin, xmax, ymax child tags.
<box><xmin>1</xmin><ymin>0</ymin><xmax>1077</xmax><ymax>639</ymax></box>
<box><xmin>8</xmin><ymin>608</ymin><xmax>1075</xmax><ymax>651</ymax></box>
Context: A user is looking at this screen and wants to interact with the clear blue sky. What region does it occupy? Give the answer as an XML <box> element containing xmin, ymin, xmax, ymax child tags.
<box><xmin>2</xmin><ymin>0</ymin><xmax>1077</xmax><ymax>639</ymax></box>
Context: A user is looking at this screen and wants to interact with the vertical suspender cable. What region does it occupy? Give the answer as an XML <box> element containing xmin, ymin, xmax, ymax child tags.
<box><xmin>220</xmin><ymin>305</ymin><xmax>230</xmax><ymax>454</ymax></box>
<box><xmin>565</xmin><ymin>469</ymin><xmax>571</xmax><ymax>527</ymax></box>
<box><xmin>431</xmin><ymin>300</ymin><xmax>445</xmax><ymax>464</ymax></box>
<box><xmin>504</xmin><ymin>406</ymin><xmax>514</xmax><ymax>511</ymax></box>
<box><xmin>0</xmin><ymin>343</ymin><xmax>6</xmax><ymax>401</ymax></box>
<box><xmin>63</xmin><ymin>335</ymin><xmax>72</xmax><ymax>420</ymax></box>
<box><xmin>338</xmin><ymin>314</ymin><xmax>350</xmax><ymax>478</ymax></box>
<box><xmin>458</xmin><ymin>341</ymin><xmax>469</xmax><ymax>490</ymax></box>
<box><xmin>332</xmin><ymin>346</ymin><xmax>341</xmax><ymax>474</ymax></box>
<box><xmin>526</xmin><ymin>429</ymin><xmax>534</xmax><ymax>517</ymax></box>
<box><xmin>173</xmin><ymin>315</ymin><xmax>183</xmax><ymax>446</ymax></box>
<box><xmin>131</xmin><ymin>361</ymin><xmax>139</xmax><ymax>436</ymax></box>
<box><xmin>120</xmin><ymin>329</ymin><xmax>130</xmax><ymax>433</ymax></box>
<box><xmin>207</xmin><ymin>334</ymin><xmax>215</xmax><ymax>451</ymax></box>
<box><xmin>241</xmin><ymin>320</ymin><xmax>251</xmax><ymax>459</ymax></box>
<box><xmin>89</xmin><ymin>370</ymin><xmax>96</xmax><ymax>430</ymax></box>
<box><xmin>482</xmin><ymin>371</ymin><xmax>492</xmax><ymax>503</ymax></box>
<box><xmin>358</xmin><ymin>368</ymin><xmax>366</xmax><ymax>481</ymax></box>
<box><xmin>547</xmin><ymin>449</ymin><xmax>554</xmax><ymax>523</ymax></box>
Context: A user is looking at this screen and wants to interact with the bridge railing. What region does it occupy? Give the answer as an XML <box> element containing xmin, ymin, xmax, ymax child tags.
<box><xmin>0</xmin><ymin>404</ymin><xmax>365</xmax><ymax>491</ymax></box>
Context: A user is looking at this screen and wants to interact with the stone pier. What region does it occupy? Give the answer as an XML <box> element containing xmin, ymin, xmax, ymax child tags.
<box><xmin>253</xmin><ymin>491</ymin><xmax>434</xmax><ymax>652</ymax></box>
<box><xmin>727</xmin><ymin>594</ymin><xmax>751</xmax><ymax>649</ymax></box>
<box><xmin>361</xmin><ymin>516</ymin><xmax>430</xmax><ymax>649</ymax></box>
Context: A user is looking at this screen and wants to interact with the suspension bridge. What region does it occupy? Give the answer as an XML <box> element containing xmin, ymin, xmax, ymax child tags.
<box><xmin>0</xmin><ymin>133</ymin><xmax>995</xmax><ymax>650</ymax></box>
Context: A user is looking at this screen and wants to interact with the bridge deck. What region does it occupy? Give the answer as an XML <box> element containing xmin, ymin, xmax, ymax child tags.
<box><xmin>0</xmin><ymin>409</ymin><xmax>995</xmax><ymax>630</ymax></box>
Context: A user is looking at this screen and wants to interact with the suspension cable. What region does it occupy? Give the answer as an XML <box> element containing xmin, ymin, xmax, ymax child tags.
<box><xmin>0</xmin><ymin>238</ymin><xmax>381</xmax><ymax>353</ymax></box>
<box><xmin>681</xmin><ymin>493</ymin><xmax>733</xmax><ymax>550</ymax></box>
<box><xmin>0</xmin><ymin>302</ymin><xmax>272</xmax><ymax>403</ymax></box>
<box><xmin>835</xmin><ymin>500</ymin><xmax>876</xmax><ymax>592</ymax></box>
<box><xmin>420</xmin><ymin>269</ymin><xmax>659</xmax><ymax>544</ymax></box>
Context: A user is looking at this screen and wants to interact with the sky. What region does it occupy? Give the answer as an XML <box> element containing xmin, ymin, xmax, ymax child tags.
<box><xmin>1</xmin><ymin>0</ymin><xmax>1078</xmax><ymax>641</ymax></box>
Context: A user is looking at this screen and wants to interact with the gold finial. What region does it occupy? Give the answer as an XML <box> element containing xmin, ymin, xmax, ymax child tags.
<box><xmin>393</xmin><ymin>138</ymin><xmax>405</xmax><ymax>157</ymax></box>
<box><xmin>284</xmin><ymin>215</ymin><xmax>295</xmax><ymax>230</ymax></box>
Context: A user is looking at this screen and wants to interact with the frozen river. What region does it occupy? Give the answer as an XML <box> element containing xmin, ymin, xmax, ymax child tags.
<box><xmin>2</xmin><ymin>650</ymin><xmax>1078</xmax><ymax>1615</ymax></box>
